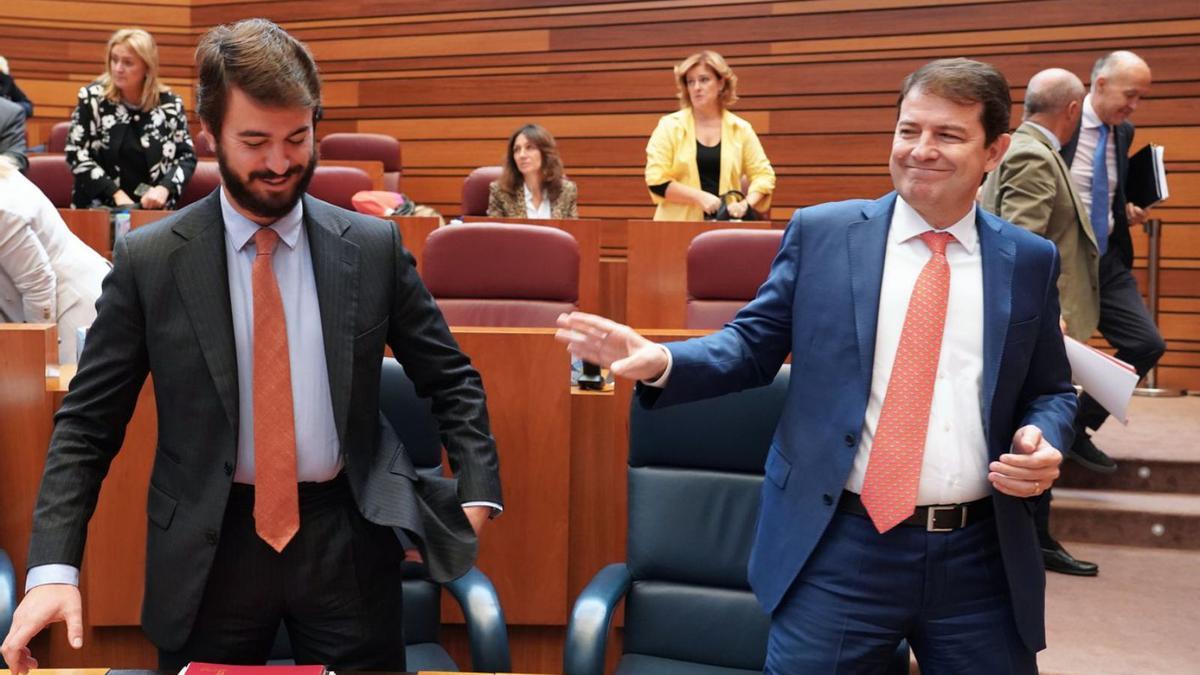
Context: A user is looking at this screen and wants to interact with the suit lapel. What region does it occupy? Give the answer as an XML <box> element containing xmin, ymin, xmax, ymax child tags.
<box><xmin>303</xmin><ymin>196</ymin><xmax>360</xmax><ymax>446</ymax></box>
<box><xmin>846</xmin><ymin>193</ymin><xmax>893</xmax><ymax>390</ymax></box>
<box><xmin>170</xmin><ymin>191</ymin><xmax>239</xmax><ymax>431</ymax></box>
<box><xmin>978</xmin><ymin>208</ymin><xmax>1016</xmax><ymax>444</ymax></box>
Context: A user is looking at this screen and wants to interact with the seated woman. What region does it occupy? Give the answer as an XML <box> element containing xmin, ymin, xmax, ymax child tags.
<box><xmin>488</xmin><ymin>123</ymin><xmax>578</xmax><ymax>219</ymax></box>
<box><xmin>66</xmin><ymin>28</ymin><xmax>196</xmax><ymax>210</ymax></box>
<box><xmin>645</xmin><ymin>51</ymin><xmax>776</xmax><ymax>221</ymax></box>
<box><xmin>0</xmin><ymin>158</ymin><xmax>111</xmax><ymax>364</ymax></box>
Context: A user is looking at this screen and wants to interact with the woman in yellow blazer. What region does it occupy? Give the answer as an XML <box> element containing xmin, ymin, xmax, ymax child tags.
<box><xmin>645</xmin><ymin>51</ymin><xmax>775</xmax><ymax>221</ymax></box>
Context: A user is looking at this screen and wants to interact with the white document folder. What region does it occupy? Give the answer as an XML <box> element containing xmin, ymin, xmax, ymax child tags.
<box><xmin>1064</xmin><ymin>336</ymin><xmax>1139</xmax><ymax>424</ymax></box>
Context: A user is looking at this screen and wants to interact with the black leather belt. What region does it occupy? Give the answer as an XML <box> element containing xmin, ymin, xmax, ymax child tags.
<box><xmin>839</xmin><ymin>490</ymin><xmax>993</xmax><ymax>532</ymax></box>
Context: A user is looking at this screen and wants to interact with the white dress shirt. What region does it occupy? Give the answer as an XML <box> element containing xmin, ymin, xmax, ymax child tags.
<box><xmin>647</xmin><ymin>197</ymin><xmax>990</xmax><ymax>505</ymax></box>
<box><xmin>1068</xmin><ymin>94</ymin><xmax>1118</xmax><ymax>235</ymax></box>
<box><xmin>523</xmin><ymin>183</ymin><xmax>552</xmax><ymax>219</ymax></box>
<box><xmin>844</xmin><ymin>197</ymin><xmax>989</xmax><ymax>505</ymax></box>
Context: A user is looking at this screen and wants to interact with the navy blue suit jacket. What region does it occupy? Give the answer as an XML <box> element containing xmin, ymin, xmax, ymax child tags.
<box><xmin>640</xmin><ymin>192</ymin><xmax>1076</xmax><ymax>651</ymax></box>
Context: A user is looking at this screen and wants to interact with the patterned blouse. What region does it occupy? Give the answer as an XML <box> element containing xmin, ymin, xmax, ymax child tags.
<box><xmin>65</xmin><ymin>81</ymin><xmax>196</xmax><ymax>209</ymax></box>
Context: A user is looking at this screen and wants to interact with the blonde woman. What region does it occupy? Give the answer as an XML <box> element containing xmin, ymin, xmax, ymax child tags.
<box><xmin>0</xmin><ymin>158</ymin><xmax>111</xmax><ymax>363</ymax></box>
<box><xmin>66</xmin><ymin>28</ymin><xmax>195</xmax><ymax>209</ymax></box>
<box><xmin>645</xmin><ymin>51</ymin><xmax>776</xmax><ymax>221</ymax></box>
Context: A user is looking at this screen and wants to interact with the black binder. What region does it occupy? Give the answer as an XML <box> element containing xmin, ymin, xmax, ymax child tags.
<box><xmin>1125</xmin><ymin>143</ymin><xmax>1169</xmax><ymax>208</ymax></box>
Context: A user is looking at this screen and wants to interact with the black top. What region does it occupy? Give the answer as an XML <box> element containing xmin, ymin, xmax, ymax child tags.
<box><xmin>648</xmin><ymin>139</ymin><xmax>722</xmax><ymax>198</ymax></box>
<box><xmin>115</xmin><ymin>104</ymin><xmax>152</xmax><ymax>199</ymax></box>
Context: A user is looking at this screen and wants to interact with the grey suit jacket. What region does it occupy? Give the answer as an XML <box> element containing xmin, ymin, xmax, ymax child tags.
<box><xmin>0</xmin><ymin>97</ymin><xmax>28</xmax><ymax>172</ymax></box>
<box><xmin>27</xmin><ymin>191</ymin><xmax>501</xmax><ymax>650</ymax></box>
<box><xmin>981</xmin><ymin>123</ymin><xmax>1100</xmax><ymax>340</ymax></box>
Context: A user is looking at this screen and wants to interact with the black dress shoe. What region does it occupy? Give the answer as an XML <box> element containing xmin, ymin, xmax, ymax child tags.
<box><xmin>1067</xmin><ymin>433</ymin><xmax>1118</xmax><ymax>474</ymax></box>
<box><xmin>1042</xmin><ymin>543</ymin><xmax>1099</xmax><ymax>576</ymax></box>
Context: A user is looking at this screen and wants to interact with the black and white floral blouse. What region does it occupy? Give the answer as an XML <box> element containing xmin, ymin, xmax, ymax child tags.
<box><xmin>65</xmin><ymin>81</ymin><xmax>197</xmax><ymax>209</ymax></box>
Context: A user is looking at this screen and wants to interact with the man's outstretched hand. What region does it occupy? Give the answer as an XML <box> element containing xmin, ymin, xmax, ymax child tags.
<box><xmin>555</xmin><ymin>312</ymin><xmax>669</xmax><ymax>382</ymax></box>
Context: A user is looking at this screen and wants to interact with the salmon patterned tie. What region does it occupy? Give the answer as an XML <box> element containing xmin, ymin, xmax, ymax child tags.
<box><xmin>252</xmin><ymin>227</ymin><xmax>299</xmax><ymax>552</ymax></box>
<box><xmin>860</xmin><ymin>230</ymin><xmax>954</xmax><ymax>533</ymax></box>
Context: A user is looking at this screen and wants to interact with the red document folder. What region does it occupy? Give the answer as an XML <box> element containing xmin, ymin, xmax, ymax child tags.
<box><xmin>186</xmin><ymin>664</ymin><xmax>326</xmax><ymax>675</ymax></box>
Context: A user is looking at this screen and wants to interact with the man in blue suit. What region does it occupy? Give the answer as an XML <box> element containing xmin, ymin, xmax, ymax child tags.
<box><xmin>558</xmin><ymin>58</ymin><xmax>1073</xmax><ymax>673</ymax></box>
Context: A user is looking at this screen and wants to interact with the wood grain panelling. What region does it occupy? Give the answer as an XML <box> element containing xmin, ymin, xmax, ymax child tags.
<box><xmin>2</xmin><ymin>3</ymin><xmax>1199</xmax><ymax>671</ymax></box>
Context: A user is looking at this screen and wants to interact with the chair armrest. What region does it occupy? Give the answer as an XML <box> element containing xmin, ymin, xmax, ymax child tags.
<box><xmin>443</xmin><ymin>566</ymin><xmax>510</xmax><ymax>672</ymax></box>
<box><xmin>1</xmin><ymin>549</ymin><xmax>15</xmax><ymax>665</ymax></box>
<box><xmin>563</xmin><ymin>563</ymin><xmax>632</xmax><ymax>675</ymax></box>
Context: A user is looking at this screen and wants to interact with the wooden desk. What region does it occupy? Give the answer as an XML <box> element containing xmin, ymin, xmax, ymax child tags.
<box><xmin>625</xmin><ymin>220</ymin><xmax>773</xmax><ymax>329</ymax></box>
<box><xmin>59</xmin><ymin>209</ymin><xmax>112</xmax><ymax>259</ymax></box>
<box><xmin>460</xmin><ymin>217</ymin><xmax>603</xmax><ymax>315</ymax></box>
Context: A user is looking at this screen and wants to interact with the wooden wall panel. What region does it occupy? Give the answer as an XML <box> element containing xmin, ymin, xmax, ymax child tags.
<box><xmin>2</xmin><ymin>4</ymin><xmax>1199</xmax><ymax>671</ymax></box>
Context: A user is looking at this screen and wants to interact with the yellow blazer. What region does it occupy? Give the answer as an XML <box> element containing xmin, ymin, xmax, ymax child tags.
<box><xmin>644</xmin><ymin>108</ymin><xmax>775</xmax><ymax>222</ymax></box>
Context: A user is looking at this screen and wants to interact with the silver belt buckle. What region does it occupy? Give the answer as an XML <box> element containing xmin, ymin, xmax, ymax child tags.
<box><xmin>926</xmin><ymin>504</ymin><xmax>966</xmax><ymax>532</ymax></box>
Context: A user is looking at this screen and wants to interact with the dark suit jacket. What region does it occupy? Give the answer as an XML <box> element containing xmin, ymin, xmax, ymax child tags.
<box><xmin>27</xmin><ymin>191</ymin><xmax>502</xmax><ymax>650</ymax></box>
<box><xmin>640</xmin><ymin>193</ymin><xmax>1076</xmax><ymax>651</ymax></box>
<box><xmin>1062</xmin><ymin>118</ymin><xmax>1134</xmax><ymax>268</ymax></box>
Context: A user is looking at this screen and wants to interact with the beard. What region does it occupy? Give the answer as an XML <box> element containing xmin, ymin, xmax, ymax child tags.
<box><xmin>216</xmin><ymin>144</ymin><xmax>317</xmax><ymax>220</ymax></box>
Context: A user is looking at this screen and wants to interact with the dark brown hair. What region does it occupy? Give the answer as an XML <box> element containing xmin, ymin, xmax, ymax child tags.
<box><xmin>195</xmin><ymin>18</ymin><xmax>322</xmax><ymax>138</ymax></box>
<box><xmin>898</xmin><ymin>58</ymin><xmax>1011</xmax><ymax>145</ymax></box>
<box><xmin>498</xmin><ymin>123</ymin><xmax>566</xmax><ymax>201</ymax></box>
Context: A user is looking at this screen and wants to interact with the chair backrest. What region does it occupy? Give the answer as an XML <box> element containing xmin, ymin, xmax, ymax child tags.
<box><xmin>686</xmin><ymin>229</ymin><xmax>784</xmax><ymax>329</ymax></box>
<box><xmin>178</xmin><ymin>160</ymin><xmax>221</xmax><ymax>207</ymax></box>
<box><xmin>193</xmin><ymin>131</ymin><xmax>215</xmax><ymax>157</ymax></box>
<box><xmin>423</xmin><ymin>222</ymin><xmax>579</xmax><ymax>327</ymax></box>
<box><xmin>26</xmin><ymin>154</ymin><xmax>74</xmax><ymax>207</ymax></box>
<box><xmin>320</xmin><ymin>132</ymin><xmax>403</xmax><ymax>192</ymax></box>
<box><xmin>460</xmin><ymin>166</ymin><xmax>502</xmax><ymax>217</ymax></box>
<box><xmin>48</xmin><ymin>121</ymin><xmax>71</xmax><ymax>153</ymax></box>
<box><xmin>308</xmin><ymin>165</ymin><xmax>373</xmax><ymax>211</ymax></box>
<box><xmin>622</xmin><ymin>366</ymin><xmax>790</xmax><ymax>671</ymax></box>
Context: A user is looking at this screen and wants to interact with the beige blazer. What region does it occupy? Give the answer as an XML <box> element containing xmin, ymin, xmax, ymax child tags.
<box><xmin>487</xmin><ymin>179</ymin><xmax>578</xmax><ymax>219</ymax></box>
<box><xmin>981</xmin><ymin>122</ymin><xmax>1100</xmax><ymax>340</ymax></box>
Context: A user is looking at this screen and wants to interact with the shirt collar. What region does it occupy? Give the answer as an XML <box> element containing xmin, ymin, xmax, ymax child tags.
<box><xmin>1023</xmin><ymin>120</ymin><xmax>1062</xmax><ymax>151</ymax></box>
<box><xmin>1082</xmin><ymin>94</ymin><xmax>1103</xmax><ymax>131</ymax></box>
<box><xmin>220</xmin><ymin>186</ymin><xmax>304</xmax><ymax>252</ymax></box>
<box><xmin>892</xmin><ymin>195</ymin><xmax>978</xmax><ymax>254</ymax></box>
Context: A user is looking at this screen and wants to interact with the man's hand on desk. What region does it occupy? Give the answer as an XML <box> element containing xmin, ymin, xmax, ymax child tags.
<box><xmin>1</xmin><ymin>583</ymin><xmax>83</xmax><ymax>674</ymax></box>
<box><xmin>555</xmin><ymin>312</ymin><xmax>669</xmax><ymax>382</ymax></box>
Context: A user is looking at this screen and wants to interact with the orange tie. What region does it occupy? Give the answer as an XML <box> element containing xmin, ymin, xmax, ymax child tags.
<box><xmin>860</xmin><ymin>231</ymin><xmax>954</xmax><ymax>533</ymax></box>
<box><xmin>252</xmin><ymin>227</ymin><xmax>299</xmax><ymax>552</ymax></box>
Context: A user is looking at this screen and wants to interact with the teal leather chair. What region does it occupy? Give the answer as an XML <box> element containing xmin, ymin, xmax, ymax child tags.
<box><xmin>563</xmin><ymin>366</ymin><xmax>908</xmax><ymax>674</ymax></box>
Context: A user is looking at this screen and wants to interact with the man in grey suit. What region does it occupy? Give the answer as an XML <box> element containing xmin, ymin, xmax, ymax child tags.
<box><xmin>981</xmin><ymin>68</ymin><xmax>1102</xmax><ymax>577</ymax></box>
<box><xmin>0</xmin><ymin>97</ymin><xmax>28</xmax><ymax>172</ymax></box>
<box><xmin>1</xmin><ymin>19</ymin><xmax>500</xmax><ymax>672</ymax></box>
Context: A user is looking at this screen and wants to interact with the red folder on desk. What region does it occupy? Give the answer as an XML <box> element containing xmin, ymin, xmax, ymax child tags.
<box><xmin>186</xmin><ymin>663</ymin><xmax>326</xmax><ymax>675</ymax></box>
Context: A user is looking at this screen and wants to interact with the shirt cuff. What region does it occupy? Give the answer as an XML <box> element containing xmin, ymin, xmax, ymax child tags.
<box><xmin>25</xmin><ymin>563</ymin><xmax>80</xmax><ymax>592</ymax></box>
<box><xmin>642</xmin><ymin>344</ymin><xmax>673</xmax><ymax>388</ymax></box>
<box><xmin>462</xmin><ymin>501</ymin><xmax>504</xmax><ymax>518</ymax></box>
